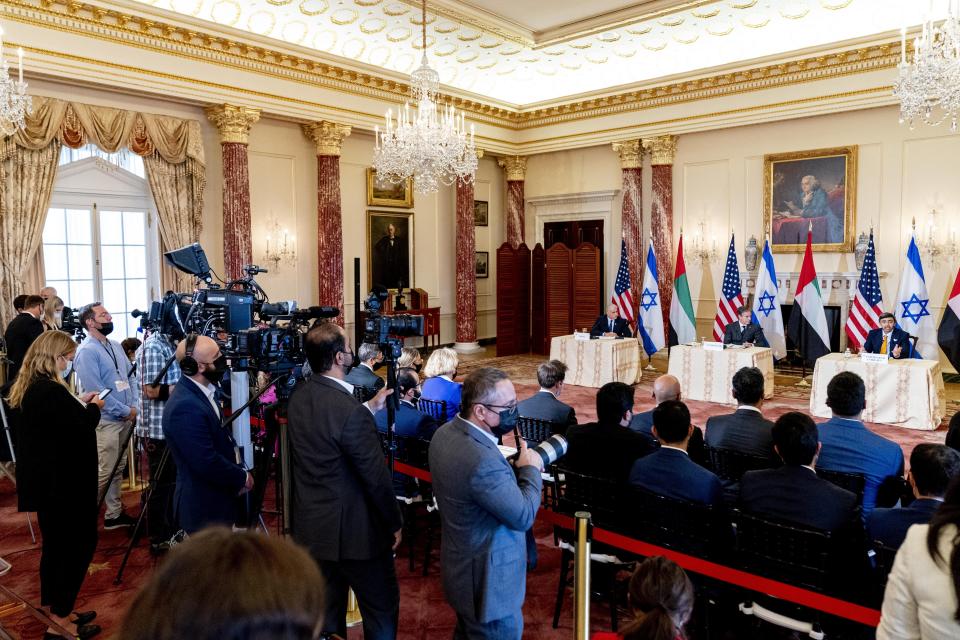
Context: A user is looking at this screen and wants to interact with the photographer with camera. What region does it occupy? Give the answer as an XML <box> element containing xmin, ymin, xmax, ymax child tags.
<box><xmin>288</xmin><ymin>322</ymin><xmax>402</xmax><ymax>640</ymax></box>
<box><xmin>135</xmin><ymin>329</ymin><xmax>181</xmax><ymax>552</ymax></box>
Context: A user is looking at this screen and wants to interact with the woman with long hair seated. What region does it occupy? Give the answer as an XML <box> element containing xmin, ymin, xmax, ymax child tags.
<box><xmin>397</xmin><ymin>346</ymin><xmax>423</xmax><ymax>373</ymax></box>
<box><xmin>593</xmin><ymin>556</ymin><xmax>695</xmax><ymax>640</ymax></box>
<box><xmin>8</xmin><ymin>331</ymin><xmax>105</xmax><ymax>639</ymax></box>
<box><xmin>420</xmin><ymin>347</ymin><xmax>462</xmax><ymax>421</ymax></box>
<box><xmin>877</xmin><ymin>475</ymin><xmax>960</xmax><ymax>638</ymax></box>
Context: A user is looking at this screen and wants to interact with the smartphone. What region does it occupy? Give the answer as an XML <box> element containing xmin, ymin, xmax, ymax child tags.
<box><xmin>97</xmin><ymin>388</ymin><xmax>113</xmax><ymax>400</ymax></box>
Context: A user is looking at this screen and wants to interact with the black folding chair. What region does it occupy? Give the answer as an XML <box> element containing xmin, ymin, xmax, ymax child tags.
<box><xmin>704</xmin><ymin>446</ymin><xmax>777</xmax><ymax>483</ymax></box>
<box><xmin>516</xmin><ymin>416</ymin><xmax>562</xmax><ymax>446</ymax></box>
<box><xmin>416</xmin><ymin>398</ymin><xmax>447</xmax><ymax>421</ymax></box>
<box><xmin>627</xmin><ymin>489</ymin><xmax>732</xmax><ymax>561</ymax></box>
<box><xmin>815</xmin><ymin>468</ymin><xmax>866</xmax><ymax>505</ymax></box>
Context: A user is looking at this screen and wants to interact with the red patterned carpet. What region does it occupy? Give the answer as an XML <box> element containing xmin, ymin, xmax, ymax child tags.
<box><xmin>0</xmin><ymin>355</ymin><xmax>949</xmax><ymax>638</ymax></box>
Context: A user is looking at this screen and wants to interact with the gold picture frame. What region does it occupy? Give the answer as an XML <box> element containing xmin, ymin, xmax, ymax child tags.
<box><xmin>367</xmin><ymin>168</ymin><xmax>414</xmax><ymax>208</ymax></box>
<box><xmin>367</xmin><ymin>210</ymin><xmax>414</xmax><ymax>291</ymax></box>
<box><xmin>763</xmin><ymin>145</ymin><xmax>857</xmax><ymax>253</ymax></box>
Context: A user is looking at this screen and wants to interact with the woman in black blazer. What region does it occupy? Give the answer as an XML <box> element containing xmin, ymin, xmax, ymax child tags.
<box><xmin>8</xmin><ymin>331</ymin><xmax>104</xmax><ymax>639</ymax></box>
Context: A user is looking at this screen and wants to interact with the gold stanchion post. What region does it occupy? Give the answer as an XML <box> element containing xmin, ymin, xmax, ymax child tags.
<box><xmin>346</xmin><ymin>588</ymin><xmax>362</xmax><ymax>627</ymax></box>
<box><xmin>574</xmin><ymin>510</ymin><xmax>592</xmax><ymax>640</ymax></box>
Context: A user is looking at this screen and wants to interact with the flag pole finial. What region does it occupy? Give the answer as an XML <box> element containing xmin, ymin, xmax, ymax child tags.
<box><xmin>912</xmin><ymin>217</ymin><xmax>916</xmax><ymax>231</ymax></box>
<box><xmin>808</xmin><ymin>221</ymin><xmax>813</xmax><ymax>232</ymax></box>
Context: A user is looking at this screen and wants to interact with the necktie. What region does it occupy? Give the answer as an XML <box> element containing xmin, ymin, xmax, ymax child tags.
<box><xmin>880</xmin><ymin>335</ymin><xmax>887</xmax><ymax>355</ymax></box>
<box><xmin>609</xmin><ymin>319</ymin><xmax>613</xmax><ymax>332</ymax></box>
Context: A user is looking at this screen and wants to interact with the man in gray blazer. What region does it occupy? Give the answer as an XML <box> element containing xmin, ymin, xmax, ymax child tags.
<box><xmin>288</xmin><ymin>323</ymin><xmax>402</xmax><ymax>640</ymax></box>
<box><xmin>516</xmin><ymin>359</ymin><xmax>576</xmax><ymax>434</ymax></box>
<box><xmin>344</xmin><ymin>342</ymin><xmax>385</xmax><ymax>399</ymax></box>
<box><xmin>429</xmin><ymin>367</ymin><xmax>543</xmax><ymax>639</ymax></box>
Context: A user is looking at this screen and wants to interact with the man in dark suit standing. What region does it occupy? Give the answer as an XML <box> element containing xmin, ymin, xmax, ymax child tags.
<box><xmin>740</xmin><ymin>412</ymin><xmax>859</xmax><ymax>533</ymax></box>
<box><xmin>629</xmin><ymin>374</ymin><xmax>706</xmax><ymax>465</ymax></box>
<box><xmin>862</xmin><ymin>312</ymin><xmax>911</xmax><ymax>359</ymax></box>
<box><xmin>162</xmin><ymin>335</ymin><xmax>252</xmax><ymax>533</ymax></box>
<box><xmin>4</xmin><ymin>294</ymin><xmax>44</xmax><ymax>380</ymax></box>
<box><xmin>566</xmin><ymin>382</ymin><xmax>655</xmax><ymax>483</ymax></box>
<box><xmin>589</xmin><ymin>303</ymin><xmax>633</xmax><ymax>338</ymax></box>
<box><xmin>869</xmin><ymin>444</ymin><xmax>960</xmax><ymax>548</ymax></box>
<box><xmin>516</xmin><ymin>359</ymin><xmax>576</xmax><ymax>433</ymax></box>
<box><xmin>723</xmin><ymin>306</ymin><xmax>768</xmax><ymax>348</ymax></box>
<box><xmin>429</xmin><ymin>367</ymin><xmax>543</xmax><ymax>639</ymax></box>
<box><xmin>345</xmin><ymin>342</ymin><xmax>385</xmax><ymax>400</ymax></box>
<box><xmin>705</xmin><ymin>366</ymin><xmax>776</xmax><ymax>461</ymax></box>
<box><xmin>629</xmin><ymin>401</ymin><xmax>723</xmax><ymax>506</ymax></box>
<box><xmin>288</xmin><ymin>322</ymin><xmax>402</xmax><ymax>640</ymax></box>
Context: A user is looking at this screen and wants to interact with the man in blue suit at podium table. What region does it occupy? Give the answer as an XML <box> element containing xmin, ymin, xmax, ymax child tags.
<box><xmin>862</xmin><ymin>312</ymin><xmax>911</xmax><ymax>359</ymax></box>
<box><xmin>589</xmin><ymin>303</ymin><xmax>633</xmax><ymax>338</ymax></box>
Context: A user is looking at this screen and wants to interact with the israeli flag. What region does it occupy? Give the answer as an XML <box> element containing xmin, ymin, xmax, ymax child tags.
<box><xmin>894</xmin><ymin>234</ymin><xmax>936</xmax><ymax>359</ymax></box>
<box><xmin>638</xmin><ymin>241</ymin><xmax>665</xmax><ymax>356</ymax></box>
<box><xmin>752</xmin><ymin>238</ymin><xmax>786</xmax><ymax>359</ymax></box>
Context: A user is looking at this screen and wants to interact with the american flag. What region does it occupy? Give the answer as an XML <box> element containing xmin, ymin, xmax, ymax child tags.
<box><xmin>845</xmin><ymin>230</ymin><xmax>883</xmax><ymax>349</ymax></box>
<box><xmin>712</xmin><ymin>234</ymin><xmax>744</xmax><ymax>341</ymax></box>
<box><xmin>613</xmin><ymin>239</ymin><xmax>635</xmax><ymax>325</ymax></box>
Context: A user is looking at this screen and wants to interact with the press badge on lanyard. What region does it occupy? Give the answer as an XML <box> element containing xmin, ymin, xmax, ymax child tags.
<box><xmin>115</xmin><ymin>379</ymin><xmax>130</xmax><ymax>392</ymax></box>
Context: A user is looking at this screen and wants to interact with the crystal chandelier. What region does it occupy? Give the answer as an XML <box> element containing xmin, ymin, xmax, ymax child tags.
<box><xmin>894</xmin><ymin>3</ymin><xmax>960</xmax><ymax>131</ymax></box>
<box><xmin>372</xmin><ymin>0</ymin><xmax>477</xmax><ymax>193</ymax></box>
<box><xmin>0</xmin><ymin>25</ymin><xmax>30</xmax><ymax>136</ymax></box>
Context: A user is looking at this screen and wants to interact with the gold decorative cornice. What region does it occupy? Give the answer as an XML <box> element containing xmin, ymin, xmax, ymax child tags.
<box><xmin>302</xmin><ymin>121</ymin><xmax>351</xmax><ymax>156</ymax></box>
<box><xmin>205</xmin><ymin>104</ymin><xmax>260</xmax><ymax>144</ymax></box>
<box><xmin>643</xmin><ymin>135</ymin><xmax>678</xmax><ymax>165</ymax></box>
<box><xmin>611</xmin><ymin>140</ymin><xmax>643</xmax><ymax>169</ymax></box>
<box><xmin>497</xmin><ymin>155</ymin><xmax>527</xmax><ymax>181</ymax></box>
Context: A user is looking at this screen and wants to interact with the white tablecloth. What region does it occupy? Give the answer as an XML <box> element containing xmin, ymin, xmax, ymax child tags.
<box><xmin>667</xmin><ymin>345</ymin><xmax>775</xmax><ymax>405</ymax></box>
<box><xmin>810</xmin><ymin>354</ymin><xmax>945</xmax><ymax>431</ymax></box>
<box><xmin>548</xmin><ymin>336</ymin><xmax>640</xmax><ymax>388</ymax></box>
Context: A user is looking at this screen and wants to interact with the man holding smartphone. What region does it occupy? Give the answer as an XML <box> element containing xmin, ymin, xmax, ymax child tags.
<box><xmin>74</xmin><ymin>302</ymin><xmax>139</xmax><ymax>530</ymax></box>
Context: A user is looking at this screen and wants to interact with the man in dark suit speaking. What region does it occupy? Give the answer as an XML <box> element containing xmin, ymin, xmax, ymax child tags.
<box><xmin>723</xmin><ymin>306</ymin><xmax>768</xmax><ymax>348</ymax></box>
<box><xmin>862</xmin><ymin>312</ymin><xmax>911</xmax><ymax>359</ymax></box>
<box><xmin>589</xmin><ymin>303</ymin><xmax>633</xmax><ymax>338</ymax></box>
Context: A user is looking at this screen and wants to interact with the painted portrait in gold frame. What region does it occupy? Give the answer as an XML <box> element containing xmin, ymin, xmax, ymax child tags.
<box><xmin>763</xmin><ymin>146</ymin><xmax>857</xmax><ymax>253</ymax></box>
<box><xmin>367</xmin><ymin>168</ymin><xmax>414</xmax><ymax>208</ymax></box>
<box><xmin>367</xmin><ymin>210</ymin><xmax>414</xmax><ymax>291</ymax></box>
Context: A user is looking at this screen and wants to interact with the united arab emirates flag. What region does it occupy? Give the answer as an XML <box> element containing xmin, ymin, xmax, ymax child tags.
<box><xmin>669</xmin><ymin>234</ymin><xmax>696</xmax><ymax>346</ymax></box>
<box><xmin>938</xmin><ymin>266</ymin><xmax>960</xmax><ymax>371</ymax></box>
<box><xmin>786</xmin><ymin>227</ymin><xmax>831</xmax><ymax>361</ymax></box>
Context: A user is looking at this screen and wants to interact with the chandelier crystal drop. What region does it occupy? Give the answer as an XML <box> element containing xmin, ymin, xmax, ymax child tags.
<box><xmin>894</xmin><ymin>2</ymin><xmax>960</xmax><ymax>132</ymax></box>
<box><xmin>0</xmin><ymin>26</ymin><xmax>30</xmax><ymax>136</ymax></box>
<box><xmin>372</xmin><ymin>0</ymin><xmax>477</xmax><ymax>193</ymax></box>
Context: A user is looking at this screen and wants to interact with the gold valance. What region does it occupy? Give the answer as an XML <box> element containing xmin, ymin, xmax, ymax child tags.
<box><xmin>2</xmin><ymin>96</ymin><xmax>205</xmax><ymax>166</ymax></box>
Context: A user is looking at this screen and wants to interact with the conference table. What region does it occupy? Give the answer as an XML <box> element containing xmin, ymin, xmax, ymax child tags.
<box><xmin>810</xmin><ymin>353</ymin><xmax>946</xmax><ymax>431</ymax></box>
<box><xmin>666</xmin><ymin>344</ymin><xmax>775</xmax><ymax>405</ymax></box>
<box><xmin>549</xmin><ymin>335</ymin><xmax>641</xmax><ymax>388</ymax></box>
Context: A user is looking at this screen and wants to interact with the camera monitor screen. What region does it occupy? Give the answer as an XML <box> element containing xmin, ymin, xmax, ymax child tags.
<box><xmin>164</xmin><ymin>243</ymin><xmax>211</xmax><ymax>281</ymax></box>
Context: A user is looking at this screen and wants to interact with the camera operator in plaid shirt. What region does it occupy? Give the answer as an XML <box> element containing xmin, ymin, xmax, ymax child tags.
<box><xmin>135</xmin><ymin>331</ymin><xmax>181</xmax><ymax>553</ymax></box>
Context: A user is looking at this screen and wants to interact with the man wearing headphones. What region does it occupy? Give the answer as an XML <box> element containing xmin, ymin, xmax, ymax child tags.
<box><xmin>162</xmin><ymin>334</ymin><xmax>252</xmax><ymax>534</ymax></box>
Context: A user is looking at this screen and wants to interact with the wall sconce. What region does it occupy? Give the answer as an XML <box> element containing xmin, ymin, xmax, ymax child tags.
<box><xmin>690</xmin><ymin>219</ymin><xmax>720</xmax><ymax>265</ymax></box>
<box><xmin>262</xmin><ymin>215</ymin><xmax>297</xmax><ymax>271</ymax></box>
<box><xmin>915</xmin><ymin>209</ymin><xmax>958</xmax><ymax>268</ymax></box>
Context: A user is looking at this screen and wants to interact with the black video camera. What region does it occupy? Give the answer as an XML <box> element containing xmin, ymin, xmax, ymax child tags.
<box><xmin>363</xmin><ymin>285</ymin><xmax>424</xmax><ymax>360</ymax></box>
<box><xmin>60</xmin><ymin>306</ymin><xmax>86</xmax><ymax>341</ymax></box>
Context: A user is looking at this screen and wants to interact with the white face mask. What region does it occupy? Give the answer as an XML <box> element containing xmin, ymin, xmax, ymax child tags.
<box><xmin>59</xmin><ymin>355</ymin><xmax>73</xmax><ymax>379</ymax></box>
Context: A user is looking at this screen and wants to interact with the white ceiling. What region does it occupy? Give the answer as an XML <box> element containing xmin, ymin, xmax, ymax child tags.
<box><xmin>131</xmin><ymin>0</ymin><xmax>950</xmax><ymax>105</ymax></box>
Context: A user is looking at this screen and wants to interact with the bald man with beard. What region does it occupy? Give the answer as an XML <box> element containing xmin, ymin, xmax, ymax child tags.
<box><xmin>629</xmin><ymin>374</ymin><xmax>706</xmax><ymax>465</ymax></box>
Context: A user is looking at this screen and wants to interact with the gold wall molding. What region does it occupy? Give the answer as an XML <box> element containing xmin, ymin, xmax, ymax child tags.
<box><xmin>642</xmin><ymin>135</ymin><xmax>678</xmax><ymax>165</ymax></box>
<box><xmin>205</xmin><ymin>103</ymin><xmax>261</xmax><ymax>144</ymax></box>
<box><xmin>611</xmin><ymin>139</ymin><xmax>643</xmax><ymax>169</ymax></box>
<box><xmin>497</xmin><ymin>155</ymin><xmax>527</xmax><ymax>181</ymax></box>
<box><xmin>303</xmin><ymin>120</ymin><xmax>351</xmax><ymax>156</ymax></box>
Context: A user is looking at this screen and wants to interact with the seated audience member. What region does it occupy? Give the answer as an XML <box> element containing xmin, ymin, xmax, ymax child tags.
<box><xmin>374</xmin><ymin>367</ymin><xmax>438</xmax><ymax>440</ymax></box>
<box><xmin>816</xmin><ymin>371</ymin><xmax>904</xmax><ymax>518</ymax></box>
<box><xmin>862</xmin><ymin>312</ymin><xmax>911</xmax><ymax>359</ymax></box>
<box><xmin>121</xmin><ymin>337</ymin><xmax>142</xmax><ymax>364</ymax></box>
<box><xmin>869</xmin><ymin>444</ymin><xmax>960</xmax><ymax>549</ymax></box>
<box><xmin>629</xmin><ymin>400</ymin><xmax>723</xmax><ymax>506</ymax></box>
<box><xmin>705</xmin><ymin>366</ymin><xmax>776</xmax><ymax>461</ymax></box>
<box><xmin>42</xmin><ymin>296</ymin><xmax>64</xmax><ymax>331</ymax></box>
<box><xmin>344</xmin><ymin>342</ymin><xmax>385</xmax><ymax>398</ymax></box>
<box><xmin>397</xmin><ymin>346</ymin><xmax>423</xmax><ymax>372</ymax></box>
<box><xmin>946</xmin><ymin>412</ymin><xmax>960</xmax><ymax>456</ymax></box>
<box><xmin>592</xmin><ymin>556</ymin><xmax>695</xmax><ymax>640</ymax></box>
<box><xmin>12</xmin><ymin>293</ymin><xmax>28</xmax><ymax>315</ymax></box>
<box><xmin>420</xmin><ymin>347</ymin><xmax>462</xmax><ymax>421</ymax></box>
<box><xmin>118</xmin><ymin>528</ymin><xmax>325</xmax><ymax>640</ymax></box>
<box><xmin>516</xmin><ymin>359</ymin><xmax>576</xmax><ymax>433</ymax></box>
<box><xmin>589</xmin><ymin>303</ymin><xmax>633</xmax><ymax>338</ymax></box>
<box><xmin>629</xmin><ymin>374</ymin><xmax>705</xmax><ymax>464</ymax></box>
<box><xmin>722</xmin><ymin>305</ymin><xmax>768</xmax><ymax>348</ymax></box>
<box><xmin>740</xmin><ymin>412</ymin><xmax>859</xmax><ymax>533</ymax></box>
<box><xmin>565</xmin><ymin>382</ymin><xmax>654</xmax><ymax>483</ymax></box>
<box><xmin>876</xmin><ymin>476</ymin><xmax>960</xmax><ymax>639</ymax></box>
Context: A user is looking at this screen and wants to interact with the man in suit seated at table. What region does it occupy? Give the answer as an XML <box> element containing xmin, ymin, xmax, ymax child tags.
<box><xmin>589</xmin><ymin>303</ymin><xmax>633</xmax><ymax>338</ymax></box>
<box><xmin>740</xmin><ymin>412</ymin><xmax>859</xmax><ymax>533</ymax></box>
<box><xmin>345</xmin><ymin>342</ymin><xmax>385</xmax><ymax>399</ymax></box>
<box><xmin>862</xmin><ymin>312</ymin><xmax>912</xmax><ymax>359</ymax></box>
<box><xmin>565</xmin><ymin>382</ymin><xmax>654</xmax><ymax>484</ymax></box>
<box><xmin>629</xmin><ymin>400</ymin><xmax>723</xmax><ymax>506</ymax></box>
<box><xmin>816</xmin><ymin>371</ymin><xmax>905</xmax><ymax>519</ymax></box>
<box><xmin>705</xmin><ymin>366</ymin><xmax>777</xmax><ymax>462</ymax></box>
<box><xmin>629</xmin><ymin>374</ymin><xmax>706</xmax><ymax>465</ymax></box>
<box><xmin>868</xmin><ymin>443</ymin><xmax>960</xmax><ymax>549</ymax></box>
<box><xmin>723</xmin><ymin>306</ymin><xmax>768</xmax><ymax>348</ymax></box>
<box><xmin>516</xmin><ymin>360</ymin><xmax>576</xmax><ymax>434</ymax></box>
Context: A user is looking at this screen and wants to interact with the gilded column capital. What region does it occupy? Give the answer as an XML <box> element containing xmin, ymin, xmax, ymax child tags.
<box><xmin>611</xmin><ymin>140</ymin><xmax>643</xmax><ymax>169</ymax></box>
<box><xmin>497</xmin><ymin>155</ymin><xmax>527</xmax><ymax>181</ymax></box>
<box><xmin>476</xmin><ymin>148</ymin><xmax>485</xmax><ymax>159</ymax></box>
<box><xmin>205</xmin><ymin>104</ymin><xmax>261</xmax><ymax>144</ymax></box>
<box><xmin>302</xmin><ymin>120</ymin><xmax>352</xmax><ymax>156</ymax></box>
<box><xmin>642</xmin><ymin>135</ymin><xmax>678</xmax><ymax>165</ymax></box>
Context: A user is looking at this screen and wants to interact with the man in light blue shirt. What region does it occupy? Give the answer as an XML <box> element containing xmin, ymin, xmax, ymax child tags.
<box><xmin>74</xmin><ymin>302</ymin><xmax>139</xmax><ymax>530</ymax></box>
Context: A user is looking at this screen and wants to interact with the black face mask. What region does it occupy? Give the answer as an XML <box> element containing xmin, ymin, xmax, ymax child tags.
<box><xmin>341</xmin><ymin>350</ymin><xmax>358</xmax><ymax>376</ymax></box>
<box><xmin>98</xmin><ymin>321</ymin><xmax>114</xmax><ymax>336</ymax></box>
<box><xmin>202</xmin><ymin>354</ymin><xmax>229</xmax><ymax>384</ymax></box>
<box><xmin>372</xmin><ymin>361</ymin><xmax>385</xmax><ymax>372</ymax></box>
<box><xmin>414</xmin><ymin>363</ymin><xmax>423</xmax><ymax>374</ymax></box>
<box><xmin>488</xmin><ymin>405</ymin><xmax>519</xmax><ymax>438</ymax></box>
<box><xmin>412</xmin><ymin>389</ymin><xmax>422</xmax><ymax>401</ymax></box>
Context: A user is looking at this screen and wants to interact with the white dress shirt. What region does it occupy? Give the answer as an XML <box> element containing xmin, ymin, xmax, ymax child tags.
<box><xmin>185</xmin><ymin>375</ymin><xmax>220</xmax><ymax>417</ymax></box>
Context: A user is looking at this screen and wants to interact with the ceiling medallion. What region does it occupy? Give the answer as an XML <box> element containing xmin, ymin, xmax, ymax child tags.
<box><xmin>435</xmin><ymin>21</ymin><xmax>458</xmax><ymax>33</ymax></box>
<box><xmin>707</xmin><ymin>22</ymin><xmax>735</xmax><ymax>36</ymax></box>
<box><xmin>298</xmin><ymin>0</ymin><xmax>328</xmax><ymax>16</ymax></box>
<box><xmin>360</xmin><ymin>18</ymin><xmax>387</xmax><ymax>34</ymax></box>
<box><xmin>211</xmin><ymin>0</ymin><xmax>241</xmax><ymax>26</ymax></box>
<box><xmin>729</xmin><ymin>0</ymin><xmax>758</xmax><ymax>8</ymax></box>
<box><xmin>330</xmin><ymin>8</ymin><xmax>359</xmax><ymax>25</ymax></box>
<box><xmin>383</xmin><ymin>3</ymin><xmax>409</xmax><ymax>16</ymax></box>
<box><xmin>820</xmin><ymin>0</ymin><xmax>853</xmax><ymax>9</ymax></box>
<box><xmin>457</xmin><ymin>29</ymin><xmax>482</xmax><ymax>41</ymax></box>
<box><xmin>353</xmin><ymin>0</ymin><xmax>383</xmax><ymax>6</ymax></box>
<box><xmin>373</xmin><ymin>0</ymin><xmax>477</xmax><ymax>194</ymax></box>
<box><xmin>692</xmin><ymin>7</ymin><xmax>721</xmax><ymax>18</ymax></box>
<box><xmin>626</xmin><ymin>25</ymin><xmax>653</xmax><ymax>35</ymax></box>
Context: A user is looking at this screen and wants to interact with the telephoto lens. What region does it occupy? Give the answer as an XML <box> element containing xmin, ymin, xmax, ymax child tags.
<box><xmin>531</xmin><ymin>434</ymin><xmax>568</xmax><ymax>469</ymax></box>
